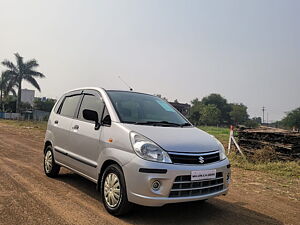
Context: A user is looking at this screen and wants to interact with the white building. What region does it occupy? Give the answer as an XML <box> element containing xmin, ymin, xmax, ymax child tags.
<box><xmin>21</xmin><ymin>89</ymin><xmax>35</xmax><ymax>106</ymax></box>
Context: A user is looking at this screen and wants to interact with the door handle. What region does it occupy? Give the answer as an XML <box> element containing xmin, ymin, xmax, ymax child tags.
<box><xmin>54</xmin><ymin>120</ymin><xmax>59</xmax><ymax>124</ymax></box>
<box><xmin>72</xmin><ymin>125</ymin><xmax>79</xmax><ymax>130</ymax></box>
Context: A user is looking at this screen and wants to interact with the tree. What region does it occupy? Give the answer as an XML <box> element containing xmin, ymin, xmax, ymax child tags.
<box><xmin>201</xmin><ymin>94</ymin><xmax>231</xmax><ymax>124</ymax></box>
<box><xmin>191</xmin><ymin>98</ymin><xmax>200</xmax><ymax>106</ymax></box>
<box><xmin>20</xmin><ymin>102</ymin><xmax>33</xmax><ymax>111</ymax></box>
<box><xmin>245</xmin><ymin>119</ymin><xmax>259</xmax><ymax>128</ymax></box>
<box><xmin>0</xmin><ymin>74</ymin><xmax>17</xmax><ymax>97</ymax></box>
<box><xmin>189</xmin><ymin>102</ymin><xmax>221</xmax><ymax>126</ymax></box>
<box><xmin>199</xmin><ymin>104</ymin><xmax>221</xmax><ymax>126</ymax></box>
<box><xmin>281</xmin><ymin>107</ymin><xmax>300</xmax><ymax>129</ymax></box>
<box><xmin>34</xmin><ymin>98</ymin><xmax>56</xmax><ymax>112</ymax></box>
<box><xmin>1</xmin><ymin>53</ymin><xmax>45</xmax><ymax>112</ymax></box>
<box><xmin>252</xmin><ymin>117</ymin><xmax>262</xmax><ymax>124</ymax></box>
<box><xmin>2</xmin><ymin>95</ymin><xmax>17</xmax><ymax>112</ymax></box>
<box><xmin>229</xmin><ymin>103</ymin><xmax>249</xmax><ymax>125</ymax></box>
<box><xmin>189</xmin><ymin>101</ymin><xmax>203</xmax><ymax>125</ymax></box>
<box><xmin>155</xmin><ymin>94</ymin><xmax>168</xmax><ymax>101</ymax></box>
<box><xmin>1</xmin><ymin>72</ymin><xmax>17</xmax><ymax>111</ymax></box>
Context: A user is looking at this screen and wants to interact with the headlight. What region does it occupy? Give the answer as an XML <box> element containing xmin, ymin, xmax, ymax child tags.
<box><xmin>216</xmin><ymin>139</ymin><xmax>227</xmax><ymax>160</ymax></box>
<box><xmin>210</xmin><ymin>135</ymin><xmax>227</xmax><ymax>160</ymax></box>
<box><xmin>130</xmin><ymin>132</ymin><xmax>172</xmax><ymax>163</ymax></box>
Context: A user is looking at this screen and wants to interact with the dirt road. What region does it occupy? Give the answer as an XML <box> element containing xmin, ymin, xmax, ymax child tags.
<box><xmin>0</xmin><ymin>121</ymin><xmax>299</xmax><ymax>225</ymax></box>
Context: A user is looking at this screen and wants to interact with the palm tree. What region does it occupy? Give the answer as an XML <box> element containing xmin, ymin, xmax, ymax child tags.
<box><xmin>1</xmin><ymin>72</ymin><xmax>17</xmax><ymax>97</ymax></box>
<box><xmin>0</xmin><ymin>72</ymin><xmax>17</xmax><ymax>111</ymax></box>
<box><xmin>1</xmin><ymin>53</ymin><xmax>45</xmax><ymax>112</ymax></box>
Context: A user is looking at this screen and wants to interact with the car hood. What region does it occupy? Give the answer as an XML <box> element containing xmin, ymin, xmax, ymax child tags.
<box><xmin>123</xmin><ymin>124</ymin><xmax>220</xmax><ymax>153</ymax></box>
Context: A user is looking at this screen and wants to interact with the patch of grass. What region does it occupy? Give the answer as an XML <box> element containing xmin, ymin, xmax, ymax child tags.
<box><xmin>199</xmin><ymin>125</ymin><xmax>300</xmax><ymax>178</ymax></box>
<box><xmin>229</xmin><ymin>154</ymin><xmax>300</xmax><ymax>178</ymax></box>
<box><xmin>0</xmin><ymin>119</ymin><xmax>47</xmax><ymax>130</ymax></box>
<box><xmin>198</xmin><ymin>126</ymin><xmax>230</xmax><ymax>143</ymax></box>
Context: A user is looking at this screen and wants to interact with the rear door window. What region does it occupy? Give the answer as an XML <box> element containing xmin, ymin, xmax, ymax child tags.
<box><xmin>59</xmin><ymin>95</ymin><xmax>81</xmax><ymax>118</ymax></box>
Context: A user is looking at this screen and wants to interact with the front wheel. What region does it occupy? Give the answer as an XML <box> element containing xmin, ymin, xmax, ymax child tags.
<box><xmin>44</xmin><ymin>146</ymin><xmax>60</xmax><ymax>177</ymax></box>
<box><xmin>101</xmin><ymin>164</ymin><xmax>132</xmax><ymax>216</ymax></box>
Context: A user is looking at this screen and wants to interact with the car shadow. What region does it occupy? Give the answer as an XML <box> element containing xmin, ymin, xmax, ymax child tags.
<box><xmin>56</xmin><ymin>170</ymin><xmax>101</xmax><ymax>201</ymax></box>
<box><xmin>56</xmin><ymin>171</ymin><xmax>283</xmax><ymax>225</ymax></box>
<box><xmin>124</xmin><ymin>199</ymin><xmax>283</xmax><ymax>225</ymax></box>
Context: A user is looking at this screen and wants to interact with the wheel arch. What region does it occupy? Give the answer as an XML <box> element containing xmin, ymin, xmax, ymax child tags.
<box><xmin>44</xmin><ymin>140</ymin><xmax>53</xmax><ymax>154</ymax></box>
<box><xmin>97</xmin><ymin>159</ymin><xmax>122</xmax><ymax>192</ymax></box>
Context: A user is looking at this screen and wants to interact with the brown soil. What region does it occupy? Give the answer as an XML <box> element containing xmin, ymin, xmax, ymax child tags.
<box><xmin>0</xmin><ymin>121</ymin><xmax>299</xmax><ymax>225</ymax></box>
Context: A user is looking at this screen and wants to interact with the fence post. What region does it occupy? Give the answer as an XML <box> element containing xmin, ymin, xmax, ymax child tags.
<box><xmin>228</xmin><ymin>125</ymin><xmax>246</xmax><ymax>159</ymax></box>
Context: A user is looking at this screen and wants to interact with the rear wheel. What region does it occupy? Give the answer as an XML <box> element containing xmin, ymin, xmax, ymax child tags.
<box><xmin>44</xmin><ymin>146</ymin><xmax>60</xmax><ymax>177</ymax></box>
<box><xmin>101</xmin><ymin>164</ymin><xmax>132</xmax><ymax>216</ymax></box>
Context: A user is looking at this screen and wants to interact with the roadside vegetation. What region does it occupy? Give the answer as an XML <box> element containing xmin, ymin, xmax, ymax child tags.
<box><xmin>188</xmin><ymin>93</ymin><xmax>300</xmax><ymax>130</ymax></box>
<box><xmin>189</xmin><ymin>94</ymin><xmax>261</xmax><ymax>127</ymax></box>
<box><xmin>200</xmin><ymin>126</ymin><xmax>300</xmax><ymax>178</ymax></box>
<box><xmin>229</xmin><ymin>154</ymin><xmax>300</xmax><ymax>178</ymax></box>
<box><xmin>0</xmin><ymin>119</ymin><xmax>47</xmax><ymax>130</ymax></box>
<box><xmin>279</xmin><ymin>107</ymin><xmax>300</xmax><ymax>130</ymax></box>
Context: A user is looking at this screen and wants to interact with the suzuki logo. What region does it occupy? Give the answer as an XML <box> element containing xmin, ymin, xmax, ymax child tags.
<box><xmin>198</xmin><ymin>156</ymin><xmax>205</xmax><ymax>164</ymax></box>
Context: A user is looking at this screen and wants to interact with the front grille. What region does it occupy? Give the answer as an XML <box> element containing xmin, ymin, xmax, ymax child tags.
<box><xmin>168</xmin><ymin>151</ymin><xmax>220</xmax><ymax>165</ymax></box>
<box><xmin>169</xmin><ymin>172</ymin><xmax>223</xmax><ymax>198</ymax></box>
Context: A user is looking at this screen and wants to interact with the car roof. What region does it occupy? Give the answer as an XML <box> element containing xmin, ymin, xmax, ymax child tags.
<box><xmin>65</xmin><ymin>87</ymin><xmax>156</xmax><ymax>97</ymax></box>
<box><xmin>65</xmin><ymin>87</ymin><xmax>106</xmax><ymax>93</ymax></box>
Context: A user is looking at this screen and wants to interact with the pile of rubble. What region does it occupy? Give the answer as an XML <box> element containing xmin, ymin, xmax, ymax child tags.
<box><xmin>237</xmin><ymin>126</ymin><xmax>300</xmax><ymax>160</ymax></box>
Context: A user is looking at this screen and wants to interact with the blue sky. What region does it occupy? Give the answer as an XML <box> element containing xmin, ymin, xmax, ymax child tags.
<box><xmin>0</xmin><ymin>0</ymin><xmax>299</xmax><ymax>121</ymax></box>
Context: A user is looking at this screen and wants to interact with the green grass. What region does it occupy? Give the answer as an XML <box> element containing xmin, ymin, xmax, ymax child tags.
<box><xmin>199</xmin><ymin>126</ymin><xmax>230</xmax><ymax>143</ymax></box>
<box><xmin>199</xmin><ymin>126</ymin><xmax>300</xmax><ymax>178</ymax></box>
<box><xmin>229</xmin><ymin>154</ymin><xmax>300</xmax><ymax>178</ymax></box>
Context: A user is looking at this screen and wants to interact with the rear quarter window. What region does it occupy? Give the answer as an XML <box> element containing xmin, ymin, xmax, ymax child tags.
<box><xmin>54</xmin><ymin>97</ymin><xmax>64</xmax><ymax>113</ymax></box>
<box><xmin>59</xmin><ymin>95</ymin><xmax>81</xmax><ymax>118</ymax></box>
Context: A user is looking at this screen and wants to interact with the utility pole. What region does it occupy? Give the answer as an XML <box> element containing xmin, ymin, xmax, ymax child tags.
<box><xmin>262</xmin><ymin>106</ymin><xmax>265</xmax><ymax>124</ymax></box>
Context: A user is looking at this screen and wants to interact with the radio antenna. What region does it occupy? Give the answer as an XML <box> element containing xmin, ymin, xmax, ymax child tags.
<box><xmin>118</xmin><ymin>76</ymin><xmax>133</xmax><ymax>91</ymax></box>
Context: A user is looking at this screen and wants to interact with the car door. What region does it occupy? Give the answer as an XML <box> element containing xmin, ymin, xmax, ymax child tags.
<box><xmin>68</xmin><ymin>89</ymin><xmax>106</xmax><ymax>179</ymax></box>
<box><xmin>51</xmin><ymin>91</ymin><xmax>82</xmax><ymax>165</ymax></box>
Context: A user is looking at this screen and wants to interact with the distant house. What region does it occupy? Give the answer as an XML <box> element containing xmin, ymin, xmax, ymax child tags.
<box><xmin>169</xmin><ymin>102</ymin><xmax>190</xmax><ymax>116</ymax></box>
<box><xmin>21</xmin><ymin>89</ymin><xmax>35</xmax><ymax>106</ymax></box>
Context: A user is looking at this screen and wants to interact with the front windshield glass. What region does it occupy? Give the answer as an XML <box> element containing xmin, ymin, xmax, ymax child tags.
<box><xmin>107</xmin><ymin>91</ymin><xmax>190</xmax><ymax>126</ymax></box>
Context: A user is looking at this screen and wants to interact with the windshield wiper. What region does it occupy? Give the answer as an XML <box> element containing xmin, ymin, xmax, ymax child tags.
<box><xmin>180</xmin><ymin>122</ymin><xmax>192</xmax><ymax>127</ymax></box>
<box><xmin>133</xmin><ymin>121</ymin><xmax>191</xmax><ymax>127</ymax></box>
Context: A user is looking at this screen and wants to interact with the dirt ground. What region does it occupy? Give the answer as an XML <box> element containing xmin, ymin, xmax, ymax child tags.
<box><xmin>0</xmin><ymin>121</ymin><xmax>299</xmax><ymax>225</ymax></box>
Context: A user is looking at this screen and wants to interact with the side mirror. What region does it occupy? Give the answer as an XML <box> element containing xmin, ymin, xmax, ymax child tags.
<box><xmin>83</xmin><ymin>109</ymin><xmax>100</xmax><ymax>130</ymax></box>
<box><xmin>102</xmin><ymin>115</ymin><xmax>111</xmax><ymax>126</ymax></box>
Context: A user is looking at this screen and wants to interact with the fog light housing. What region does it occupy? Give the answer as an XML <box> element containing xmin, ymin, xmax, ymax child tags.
<box><xmin>152</xmin><ymin>180</ymin><xmax>161</xmax><ymax>191</ymax></box>
<box><xmin>226</xmin><ymin>173</ymin><xmax>231</xmax><ymax>184</ymax></box>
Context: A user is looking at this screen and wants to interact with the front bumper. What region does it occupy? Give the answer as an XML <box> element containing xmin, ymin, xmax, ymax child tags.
<box><xmin>122</xmin><ymin>157</ymin><xmax>230</xmax><ymax>207</ymax></box>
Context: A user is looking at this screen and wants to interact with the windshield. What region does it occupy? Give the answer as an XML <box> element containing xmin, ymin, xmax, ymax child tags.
<box><xmin>107</xmin><ymin>91</ymin><xmax>191</xmax><ymax>126</ymax></box>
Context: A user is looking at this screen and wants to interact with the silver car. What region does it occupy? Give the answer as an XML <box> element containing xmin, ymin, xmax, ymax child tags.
<box><xmin>44</xmin><ymin>87</ymin><xmax>230</xmax><ymax>216</ymax></box>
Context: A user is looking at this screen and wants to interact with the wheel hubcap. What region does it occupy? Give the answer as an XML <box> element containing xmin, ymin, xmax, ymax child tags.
<box><xmin>44</xmin><ymin>151</ymin><xmax>53</xmax><ymax>173</ymax></box>
<box><xmin>104</xmin><ymin>173</ymin><xmax>121</xmax><ymax>208</ymax></box>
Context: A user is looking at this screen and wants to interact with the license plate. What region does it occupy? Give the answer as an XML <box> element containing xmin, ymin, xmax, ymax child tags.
<box><xmin>191</xmin><ymin>169</ymin><xmax>216</xmax><ymax>181</ymax></box>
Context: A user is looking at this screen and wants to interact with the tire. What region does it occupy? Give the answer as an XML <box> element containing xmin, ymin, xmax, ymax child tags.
<box><xmin>101</xmin><ymin>164</ymin><xmax>132</xmax><ymax>216</ymax></box>
<box><xmin>44</xmin><ymin>145</ymin><xmax>60</xmax><ymax>177</ymax></box>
